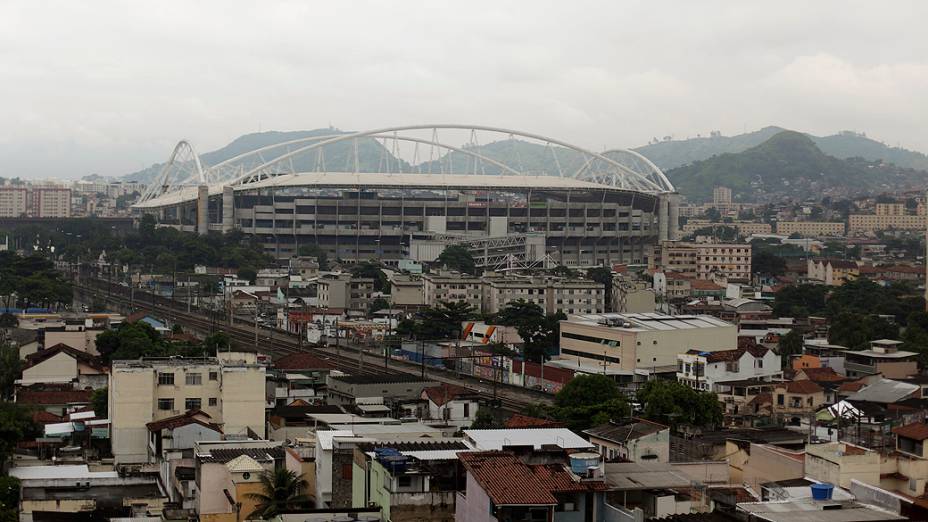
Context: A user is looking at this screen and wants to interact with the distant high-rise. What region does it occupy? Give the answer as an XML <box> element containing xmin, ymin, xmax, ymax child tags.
<box><xmin>712</xmin><ymin>186</ymin><xmax>732</xmax><ymax>208</ymax></box>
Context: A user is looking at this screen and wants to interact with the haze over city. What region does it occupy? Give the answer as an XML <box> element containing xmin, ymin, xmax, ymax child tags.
<box><xmin>2</xmin><ymin>1</ymin><xmax>928</xmax><ymax>179</ymax></box>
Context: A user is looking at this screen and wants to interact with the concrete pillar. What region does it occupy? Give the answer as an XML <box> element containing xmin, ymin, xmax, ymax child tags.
<box><xmin>196</xmin><ymin>185</ymin><xmax>208</xmax><ymax>236</ymax></box>
<box><xmin>658</xmin><ymin>196</ymin><xmax>670</xmax><ymax>241</ymax></box>
<box><xmin>668</xmin><ymin>193</ymin><xmax>681</xmax><ymax>240</ymax></box>
<box><xmin>222</xmin><ymin>185</ymin><xmax>234</xmax><ymax>233</ymax></box>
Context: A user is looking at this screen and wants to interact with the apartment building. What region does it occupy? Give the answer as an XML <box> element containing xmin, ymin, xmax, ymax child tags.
<box><xmin>659</xmin><ymin>241</ymin><xmax>752</xmax><ymax>282</ymax></box>
<box><xmin>557</xmin><ymin>312</ymin><xmax>737</xmax><ymax>375</ymax></box>
<box><xmin>849</xmin><ymin>203</ymin><xmax>925</xmax><ymax>233</ymax></box>
<box><xmin>775</xmin><ymin>221</ymin><xmax>846</xmax><ymax>237</ymax></box>
<box><xmin>713</xmin><ymin>186</ymin><xmax>732</xmax><ymax>208</ymax></box>
<box><xmin>482</xmin><ymin>274</ymin><xmax>605</xmax><ymax>315</ymax></box>
<box><xmin>421</xmin><ymin>270</ymin><xmax>483</xmax><ymax>310</ymax></box>
<box><xmin>31</xmin><ymin>186</ymin><xmax>72</xmax><ymax>217</ymax></box>
<box><xmin>109</xmin><ymin>352</ymin><xmax>266</xmax><ymax>464</ymax></box>
<box><xmin>389</xmin><ymin>274</ymin><xmax>426</xmax><ymax>308</ymax></box>
<box><xmin>0</xmin><ymin>187</ymin><xmax>28</xmax><ymax>217</ymax></box>
<box><xmin>317</xmin><ymin>273</ymin><xmax>375</xmax><ymax>312</ymax></box>
<box><xmin>682</xmin><ymin>220</ymin><xmax>772</xmax><ymax>237</ymax></box>
<box><xmin>676</xmin><ymin>346</ymin><xmax>781</xmax><ymax>392</ymax></box>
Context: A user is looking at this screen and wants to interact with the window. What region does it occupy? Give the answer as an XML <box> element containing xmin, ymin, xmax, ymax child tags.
<box><xmin>185</xmin><ymin>398</ymin><xmax>202</xmax><ymax>410</ymax></box>
<box><xmin>777</xmin><ymin>394</ymin><xmax>784</xmax><ymax>406</ymax></box>
<box><xmin>186</xmin><ymin>373</ymin><xmax>202</xmax><ymax>385</ymax></box>
<box><xmin>209</xmin><ymin>398</ymin><xmax>218</xmax><ymax>407</ymax></box>
<box><xmin>158</xmin><ymin>372</ymin><xmax>175</xmax><ymax>385</ymax></box>
<box><xmin>397</xmin><ymin>476</ymin><xmax>412</xmax><ymax>488</ymax></box>
<box><xmin>158</xmin><ymin>398</ymin><xmax>174</xmax><ymax>411</ymax></box>
<box><xmin>463</xmin><ymin>403</ymin><xmax>470</xmax><ymax>418</ymax></box>
<box><xmin>209</xmin><ymin>371</ymin><xmax>218</xmax><ymax>381</ymax></box>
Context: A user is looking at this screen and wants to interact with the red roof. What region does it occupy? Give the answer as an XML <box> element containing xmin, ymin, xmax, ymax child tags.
<box><xmin>893</xmin><ymin>422</ymin><xmax>928</xmax><ymax>441</ymax></box>
<box><xmin>146</xmin><ymin>409</ymin><xmax>222</xmax><ymax>433</ymax></box>
<box><xmin>504</xmin><ymin>414</ymin><xmax>565</xmax><ymax>429</ymax></box>
<box><xmin>690</xmin><ymin>280</ymin><xmax>723</xmax><ymax>291</ymax></box>
<box><xmin>17</xmin><ymin>388</ymin><xmax>92</xmax><ymax>406</ymax></box>
<box><xmin>839</xmin><ymin>381</ymin><xmax>867</xmax><ymax>393</ymax></box>
<box><xmin>32</xmin><ymin>411</ymin><xmax>63</xmax><ymax>424</ymax></box>
<box><xmin>459</xmin><ymin>452</ymin><xmax>604</xmax><ymax>506</ymax></box>
<box><xmin>23</xmin><ymin>344</ymin><xmax>107</xmax><ymax>373</ymax></box>
<box><xmin>273</xmin><ymin>353</ymin><xmax>336</xmax><ymax>371</ymax></box>
<box><xmin>422</xmin><ymin>383</ymin><xmax>478</xmax><ymax>406</ymax></box>
<box><xmin>797</xmin><ymin>367</ymin><xmax>845</xmax><ymax>383</ymax></box>
<box><xmin>780</xmin><ymin>380</ymin><xmax>823</xmax><ymax>394</ymax></box>
<box><xmin>125</xmin><ymin>311</ymin><xmax>150</xmax><ymax>323</ymax></box>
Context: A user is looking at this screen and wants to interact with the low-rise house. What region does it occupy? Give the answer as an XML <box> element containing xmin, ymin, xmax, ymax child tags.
<box><xmin>456</xmin><ymin>450</ymin><xmax>608</xmax><ymax>522</ymax></box>
<box><xmin>771</xmin><ymin>380</ymin><xmax>827</xmax><ymax>419</ymax></box>
<box><xmin>193</xmin><ymin>440</ymin><xmax>288</xmax><ymax>522</ymax></box>
<box><xmin>420</xmin><ymin>384</ymin><xmax>481</xmax><ymax>429</ymax></box>
<box><xmin>604</xmin><ymin>460</ymin><xmax>729</xmax><ymax>519</ymax></box>
<box><xmin>19</xmin><ymin>343</ymin><xmax>108</xmax><ymax>390</ymax></box>
<box><xmin>677</xmin><ymin>345</ymin><xmax>780</xmax><ymax>392</ymax></box>
<box><xmin>325</xmin><ymin>375</ymin><xmax>437</xmax><ymax>408</ymax></box>
<box><xmin>267</xmin><ymin>353</ymin><xmax>335</xmax><ymax>408</ymax></box>
<box><xmin>716</xmin><ymin>379</ymin><xmax>778</xmax><ymax>419</ymax></box>
<box><xmin>16</xmin><ymin>384</ymin><xmax>92</xmax><ymax>416</ymax></box>
<box><xmin>844</xmin><ymin>339</ymin><xmax>919</xmax><ymax>379</ymax></box>
<box><xmin>147</xmin><ymin>410</ymin><xmax>223</xmax><ymax>508</ymax></box>
<box><xmin>804</xmin><ymin>441</ymin><xmax>880</xmax><ymax>488</ymax></box>
<box><xmin>846</xmin><ymin>377</ymin><xmax>920</xmax><ymax>405</ymax></box>
<box><xmin>584</xmin><ymin>418</ymin><xmax>670</xmax><ymax>463</ymax></box>
<box><xmin>352</xmin><ymin>441</ymin><xmax>470</xmax><ymax>522</ymax></box>
<box><xmin>807</xmin><ymin>258</ymin><xmax>860</xmax><ymax>286</ymax></box>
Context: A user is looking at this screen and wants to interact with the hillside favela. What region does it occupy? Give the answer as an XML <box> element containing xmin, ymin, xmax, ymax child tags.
<box><xmin>3</xmin><ymin>2</ymin><xmax>928</xmax><ymax>522</ymax></box>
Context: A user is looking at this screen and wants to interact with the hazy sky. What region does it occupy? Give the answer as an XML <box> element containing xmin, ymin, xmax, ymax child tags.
<box><xmin>2</xmin><ymin>1</ymin><xmax>927</xmax><ymax>179</ymax></box>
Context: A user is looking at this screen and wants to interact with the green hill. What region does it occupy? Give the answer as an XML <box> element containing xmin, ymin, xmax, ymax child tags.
<box><xmin>633</xmin><ymin>127</ymin><xmax>928</xmax><ymax>172</ymax></box>
<box><xmin>666</xmin><ymin>131</ymin><xmax>928</xmax><ymax>202</ymax></box>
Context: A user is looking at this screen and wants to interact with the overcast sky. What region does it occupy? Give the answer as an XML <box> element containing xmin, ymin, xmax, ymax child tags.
<box><xmin>1</xmin><ymin>1</ymin><xmax>926</xmax><ymax>179</ymax></box>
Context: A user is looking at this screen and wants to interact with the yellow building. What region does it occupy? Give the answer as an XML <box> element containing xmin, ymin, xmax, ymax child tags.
<box><xmin>848</xmin><ymin>213</ymin><xmax>925</xmax><ymax>233</ymax></box>
<box><xmin>775</xmin><ymin>221</ymin><xmax>846</xmax><ymax>237</ymax></box>
<box><xmin>659</xmin><ymin>241</ymin><xmax>752</xmax><ymax>282</ymax></box>
<box><xmin>109</xmin><ymin>352</ymin><xmax>266</xmax><ymax>465</ymax></box>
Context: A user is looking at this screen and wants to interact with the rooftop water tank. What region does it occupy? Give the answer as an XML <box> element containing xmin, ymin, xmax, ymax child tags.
<box><xmin>569</xmin><ymin>452</ymin><xmax>602</xmax><ymax>475</ymax></box>
<box><xmin>811</xmin><ymin>483</ymin><xmax>834</xmax><ymax>500</ymax></box>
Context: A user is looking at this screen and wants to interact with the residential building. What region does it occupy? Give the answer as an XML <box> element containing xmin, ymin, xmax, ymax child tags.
<box><xmin>844</xmin><ymin>340</ymin><xmax>919</xmax><ymax>379</ymax></box>
<box><xmin>659</xmin><ymin>241</ymin><xmax>752</xmax><ymax>282</ymax></box>
<box><xmin>352</xmin><ymin>441</ymin><xmax>469</xmax><ymax>522</ymax></box>
<box><xmin>31</xmin><ymin>186</ymin><xmax>72</xmax><ymax>217</ymax></box>
<box><xmin>317</xmin><ymin>273</ymin><xmax>374</xmax><ymax>312</ymax></box>
<box><xmin>421</xmin><ymin>270</ymin><xmax>483</xmax><ymax>310</ymax></box>
<box><xmin>806</xmin><ymin>258</ymin><xmax>859</xmax><ymax>286</ymax></box>
<box><xmin>463</xmin><ymin>428</ymin><xmax>594</xmax><ymax>452</ymax></box>
<box><xmin>676</xmin><ymin>345</ymin><xmax>781</xmax><ymax>392</ymax></box>
<box><xmin>775</xmin><ymin>221</ymin><xmax>846</xmax><ymax>237</ymax></box>
<box><xmin>557</xmin><ymin>313</ymin><xmax>737</xmax><ymax>379</ymax></box>
<box><xmin>193</xmin><ymin>440</ymin><xmax>287</xmax><ymax>522</ymax></box>
<box><xmin>456</xmin><ymin>450</ymin><xmax>608</xmax><ymax>522</ymax></box>
<box><xmin>420</xmin><ymin>384</ymin><xmax>481</xmax><ymax>429</ymax></box>
<box><xmin>604</xmin><ymin>460</ymin><xmax>729</xmax><ymax>519</ymax></box>
<box><xmin>0</xmin><ymin>186</ymin><xmax>28</xmax><ymax>217</ymax></box>
<box><xmin>267</xmin><ymin>352</ymin><xmax>335</xmax><ymax>408</ymax></box>
<box><xmin>389</xmin><ymin>274</ymin><xmax>426</xmax><ymax>309</ymax></box>
<box><xmin>611</xmin><ymin>274</ymin><xmax>655</xmax><ymax>313</ymax></box>
<box><xmin>16</xmin><ymin>384</ymin><xmax>92</xmax><ymax>416</ymax></box>
<box><xmin>584</xmin><ymin>419</ymin><xmax>670</xmax><ymax>463</ymax></box>
<box><xmin>325</xmin><ymin>375</ymin><xmax>437</xmax><ymax>408</ymax></box>
<box><xmin>771</xmin><ymin>380</ymin><xmax>827</xmax><ymax>418</ymax></box>
<box><xmin>147</xmin><ymin>410</ymin><xmax>223</xmax><ymax>508</ymax></box>
<box><xmin>481</xmin><ymin>274</ymin><xmax>605</xmax><ymax>315</ymax></box>
<box><xmin>849</xmin><ymin>209</ymin><xmax>926</xmax><ymax>233</ymax></box>
<box><xmin>19</xmin><ymin>343</ymin><xmax>108</xmax><ymax>390</ymax></box>
<box><xmin>682</xmin><ymin>220</ymin><xmax>772</xmax><ymax>237</ymax></box>
<box><xmin>713</xmin><ymin>186</ymin><xmax>732</xmax><ymax>208</ymax></box>
<box><xmin>804</xmin><ymin>441</ymin><xmax>880</xmax><ymax>489</ymax></box>
<box><xmin>652</xmin><ymin>271</ymin><xmax>693</xmax><ymax>300</ymax></box>
<box><xmin>109</xmin><ymin>353</ymin><xmax>266</xmax><ymax>464</ymax></box>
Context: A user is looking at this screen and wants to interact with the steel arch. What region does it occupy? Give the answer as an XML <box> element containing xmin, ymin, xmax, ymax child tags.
<box><xmin>138</xmin><ymin>139</ymin><xmax>205</xmax><ymax>202</ymax></box>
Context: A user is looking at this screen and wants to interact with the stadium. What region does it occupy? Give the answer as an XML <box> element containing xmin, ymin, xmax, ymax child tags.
<box><xmin>133</xmin><ymin>125</ymin><xmax>680</xmax><ymax>268</ymax></box>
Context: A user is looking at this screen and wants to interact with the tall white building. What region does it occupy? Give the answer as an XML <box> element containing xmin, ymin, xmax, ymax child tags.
<box><xmin>108</xmin><ymin>352</ymin><xmax>266</xmax><ymax>465</ymax></box>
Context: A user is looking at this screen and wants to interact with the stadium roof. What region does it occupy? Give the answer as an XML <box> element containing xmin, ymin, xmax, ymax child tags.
<box><xmin>134</xmin><ymin>172</ymin><xmax>647</xmax><ymax>208</ymax></box>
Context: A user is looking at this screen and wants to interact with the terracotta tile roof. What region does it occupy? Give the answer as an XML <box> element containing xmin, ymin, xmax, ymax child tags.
<box><xmin>690</xmin><ymin>279</ymin><xmax>723</xmax><ymax>291</ymax></box>
<box><xmin>686</xmin><ymin>347</ymin><xmax>765</xmax><ymax>363</ymax></box>
<box><xmin>838</xmin><ymin>380</ymin><xmax>868</xmax><ymax>393</ymax></box>
<box><xmin>146</xmin><ymin>409</ymin><xmax>222</xmax><ymax>433</ymax></box>
<box><xmin>32</xmin><ymin>411</ymin><xmax>63</xmax><ymax>424</ymax></box>
<box><xmin>125</xmin><ymin>311</ymin><xmax>150</xmax><ymax>323</ymax></box>
<box><xmin>17</xmin><ymin>387</ymin><xmax>92</xmax><ymax>405</ymax></box>
<box><xmin>504</xmin><ymin>414</ymin><xmax>565</xmax><ymax>429</ymax></box>
<box><xmin>780</xmin><ymin>380</ymin><xmax>823</xmax><ymax>394</ymax></box>
<box><xmin>422</xmin><ymin>383</ymin><xmax>478</xmax><ymax>406</ymax></box>
<box><xmin>747</xmin><ymin>393</ymin><xmax>772</xmax><ymax>407</ymax></box>
<box><xmin>23</xmin><ymin>344</ymin><xmax>107</xmax><ymax>373</ymax></box>
<box><xmin>893</xmin><ymin>422</ymin><xmax>928</xmax><ymax>441</ymax></box>
<box><xmin>273</xmin><ymin>352</ymin><xmax>336</xmax><ymax>371</ymax></box>
<box><xmin>797</xmin><ymin>367</ymin><xmax>845</xmax><ymax>383</ymax></box>
<box><xmin>460</xmin><ymin>451</ymin><xmax>592</xmax><ymax>506</ymax></box>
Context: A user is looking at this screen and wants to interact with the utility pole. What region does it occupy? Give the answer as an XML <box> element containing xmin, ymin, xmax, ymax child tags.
<box><xmin>254</xmin><ymin>297</ymin><xmax>259</xmax><ymax>351</ymax></box>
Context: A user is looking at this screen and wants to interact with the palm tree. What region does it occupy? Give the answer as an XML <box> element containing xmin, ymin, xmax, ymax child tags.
<box><xmin>245</xmin><ymin>468</ymin><xmax>310</xmax><ymax>519</ymax></box>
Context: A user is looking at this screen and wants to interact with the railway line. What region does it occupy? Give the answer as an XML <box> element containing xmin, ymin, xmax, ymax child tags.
<box><xmin>74</xmin><ymin>278</ymin><xmax>552</xmax><ymax>413</ymax></box>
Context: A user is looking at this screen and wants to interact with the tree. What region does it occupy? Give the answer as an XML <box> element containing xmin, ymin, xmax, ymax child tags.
<box><xmin>436</xmin><ymin>245</ymin><xmax>477</xmax><ymax>275</ymax></box>
<box><xmin>778</xmin><ymin>330</ymin><xmax>804</xmax><ymax>368</ymax></box>
<box><xmin>495</xmin><ymin>300</ymin><xmax>564</xmax><ymax>362</ymax></box>
<box><xmin>405</xmin><ymin>301</ymin><xmax>477</xmax><ymax>339</ymax></box>
<box><xmin>350</xmin><ymin>261</ymin><xmax>389</xmax><ymax>293</ymax></box>
<box><xmin>91</xmin><ymin>388</ymin><xmax>108</xmax><ymax>418</ymax></box>
<box><xmin>245</xmin><ymin>469</ymin><xmax>311</xmax><ymax>519</ymax></box>
<box><xmin>367</xmin><ymin>297</ymin><xmax>391</xmax><ymax>317</ymax></box>
<box><xmin>692</xmin><ymin>225</ymin><xmax>738</xmax><ymax>242</ymax></box>
<box><xmin>772</xmin><ymin>284</ymin><xmax>829</xmax><ymax>318</ymax></box>
<box><xmin>238</xmin><ymin>267</ymin><xmax>257</xmax><ymax>284</ymax></box>
<box><xmin>704</xmin><ymin>207</ymin><xmax>721</xmax><ymax>221</ymax></box>
<box><xmin>549</xmin><ymin>374</ymin><xmax>630</xmax><ymax>432</ymax></box>
<box><xmin>0</xmin><ymin>314</ymin><xmax>16</xmax><ymax>328</ymax></box>
<box><xmin>636</xmin><ymin>380</ymin><xmax>722</xmax><ymax>429</ymax></box>
<box><xmin>0</xmin><ymin>476</ymin><xmax>19</xmax><ymax>517</ymax></box>
<box><xmin>587</xmin><ymin>267</ymin><xmax>614</xmax><ymax>310</ymax></box>
<box><xmin>139</xmin><ymin>213</ymin><xmax>157</xmax><ymax>240</ymax></box>
<box><xmin>297</xmin><ymin>244</ymin><xmax>330</xmax><ymax>271</ymax></box>
<box><xmin>828</xmin><ymin>312</ymin><xmax>898</xmax><ymax>350</ymax></box>
<box><xmin>0</xmin><ymin>345</ymin><xmax>21</xmax><ymax>400</ymax></box>
<box><xmin>204</xmin><ymin>331</ymin><xmax>231</xmax><ymax>354</ymax></box>
<box><xmin>0</xmin><ymin>402</ymin><xmax>38</xmax><ymax>470</ymax></box>
<box><xmin>469</xmin><ymin>409</ymin><xmax>498</xmax><ymax>429</ymax></box>
<box><xmin>752</xmin><ymin>250</ymin><xmax>786</xmax><ymax>277</ymax></box>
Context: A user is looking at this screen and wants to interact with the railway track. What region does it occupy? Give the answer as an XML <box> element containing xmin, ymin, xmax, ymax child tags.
<box><xmin>75</xmin><ymin>278</ymin><xmax>551</xmax><ymax>413</ymax></box>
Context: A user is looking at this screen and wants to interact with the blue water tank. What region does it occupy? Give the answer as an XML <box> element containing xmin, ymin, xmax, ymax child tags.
<box><xmin>811</xmin><ymin>483</ymin><xmax>834</xmax><ymax>500</ymax></box>
<box><xmin>569</xmin><ymin>452</ymin><xmax>602</xmax><ymax>475</ymax></box>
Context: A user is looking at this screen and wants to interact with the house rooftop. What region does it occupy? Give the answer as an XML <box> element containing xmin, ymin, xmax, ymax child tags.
<box><xmin>463</xmin><ymin>428</ymin><xmax>593</xmax><ymax>451</ymax></box>
<box><xmin>566</xmin><ymin>312</ymin><xmax>733</xmax><ymax>332</ymax></box>
<box><xmin>846</xmin><ymin>378</ymin><xmax>920</xmax><ymax>404</ymax></box>
<box><xmin>584</xmin><ymin>419</ymin><xmax>668</xmax><ymax>445</ymax></box>
<box><xmin>892</xmin><ymin>422</ymin><xmax>928</xmax><ymax>441</ymax></box>
<box><xmin>603</xmin><ymin>461</ymin><xmax>695</xmax><ymax>490</ymax></box>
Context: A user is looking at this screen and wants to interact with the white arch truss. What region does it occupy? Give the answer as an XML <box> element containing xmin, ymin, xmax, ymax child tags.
<box><xmin>137</xmin><ymin>125</ymin><xmax>674</xmax><ymax>204</ymax></box>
